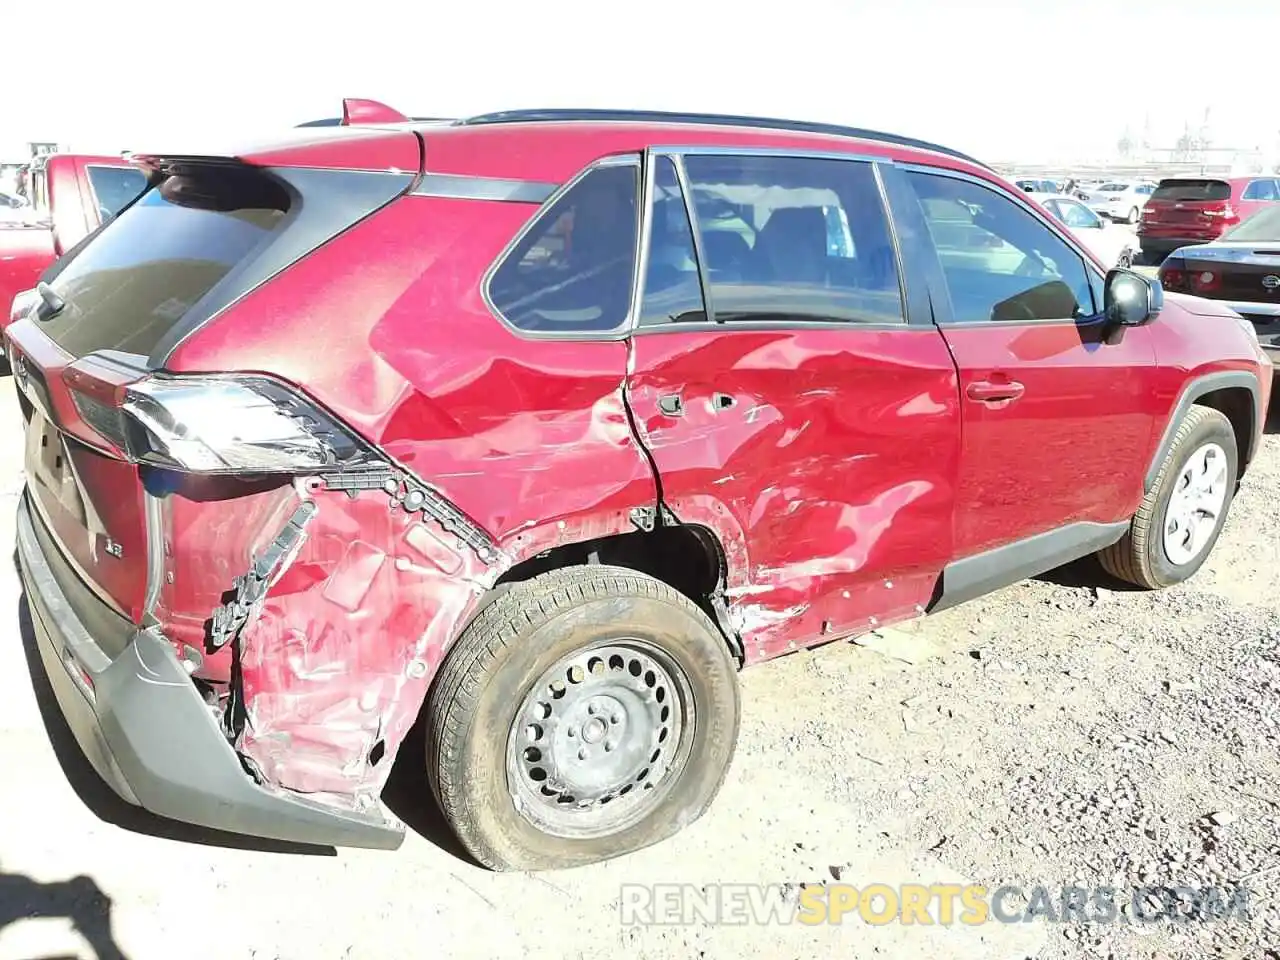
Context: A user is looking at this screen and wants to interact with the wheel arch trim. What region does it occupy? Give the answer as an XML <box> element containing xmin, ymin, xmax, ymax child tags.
<box><xmin>1145</xmin><ymin>371</ymin><xmax>1261</xmax><ymax>492</ymax></box>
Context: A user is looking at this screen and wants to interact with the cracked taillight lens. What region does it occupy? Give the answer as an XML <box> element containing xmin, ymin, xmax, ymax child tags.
<box><xmin>120</xmin><ymin>376</ymin><xmax>376</xmax><ymax>474</ymax></box>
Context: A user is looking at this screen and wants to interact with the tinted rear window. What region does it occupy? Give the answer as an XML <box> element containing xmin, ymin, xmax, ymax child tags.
<box><xmin>1152</xmin><ymin>179</ymin><xmax>1231</xmax><ymax>202</ymax></box>
<box><xmin>40</xmin><ymin>169</ymin><xmax>291</xmax><ymax>357</ymax></box>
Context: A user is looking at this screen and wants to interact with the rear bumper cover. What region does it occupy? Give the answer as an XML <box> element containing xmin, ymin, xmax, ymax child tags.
<box><xmin>16</xmin><ymin>492</ymin><xmax>404</xmax><ymax>850</ymax></box>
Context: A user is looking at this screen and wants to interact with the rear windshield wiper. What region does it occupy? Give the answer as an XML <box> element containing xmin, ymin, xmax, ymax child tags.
<box><xmin>34</xmin><ymin>282</ymin><xmax>65</xmax><ymax>322</ymax></box>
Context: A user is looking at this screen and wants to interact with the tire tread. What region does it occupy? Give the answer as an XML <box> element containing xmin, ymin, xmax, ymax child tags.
<box><xmin>1098</xmin><ymin>405</ymin><xmax>1231</xmax><ymax>588</ymax></box>
<box><xmin>425</xmin><ymin>564</ymin><xmax>734</xmax><ymax>869</ymax></box>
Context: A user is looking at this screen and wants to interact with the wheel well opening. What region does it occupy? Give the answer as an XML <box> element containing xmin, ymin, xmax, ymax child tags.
<box><xmin>495</xmin><ymin>524</ymin><xmax>739</xmax><ymax>659</ymax></box>
<box><xmin>1194</xmin><ymin>388</ymin><xmax>1253</xmax><ymax>478</ymax></box>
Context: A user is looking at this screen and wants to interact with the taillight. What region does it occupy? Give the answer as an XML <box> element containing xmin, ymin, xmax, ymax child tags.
<box><xmin>1158</xmin><ymin>261</ymin><xmax>1188</xmax><ymax>292</ymax></box>
<box><xmin>1191</xmin><ymin>270</ymin><xmax>1222</xmax><ymax>295</ymax></box>
<box><xmin>122</xmin><ymin>377</ymin><xmax>376</xmax><ymax>474</ymax></box>
<box><xmin>62</xmin><ymin>355</ymin><xmax>376</xmax><ymax>475</ymax></box>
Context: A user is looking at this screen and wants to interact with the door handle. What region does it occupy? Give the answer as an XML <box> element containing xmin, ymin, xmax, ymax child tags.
<box><xmin>657</xmin><ymin>393</ymin><xmax>685</xmax><ymax>417</ymax></box>
<box><xmin>966</xmin><ymin>380</ymin><xmax>1025</xmax><ymax>402</ymax></box>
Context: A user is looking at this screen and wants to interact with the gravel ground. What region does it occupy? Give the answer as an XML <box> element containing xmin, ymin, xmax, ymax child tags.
<box><xmin>1</xmin><ymin>378</ymin><xmax>1277</xmax><ymax>960</ymax></box>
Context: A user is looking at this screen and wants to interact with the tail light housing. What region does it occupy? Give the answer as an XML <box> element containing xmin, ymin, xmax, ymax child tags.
<box><xmin>1190</xmin><ymin>270</ymin><xmax>1222</xmax><ymax>295</ymax></box>
<box><xmin>1158</xmin><ymin>261</ymin><xmax>1188</xmax><ymax>292</ymax></box>
<box><xmin>61</xmin><ymin>353</ymin><xmax>377</xmax><ymax>476</ymax></box>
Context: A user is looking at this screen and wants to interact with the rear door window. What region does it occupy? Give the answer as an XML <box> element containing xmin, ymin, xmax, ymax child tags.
<box><xmin>85</xmin><ymin>165</ymin><xmax>148</xmax><ymax>220</ymax></box>
<box><xmin>908</xmin><ymin>172</ymin><xmax>1094</xmax><ymax>323</ymax></box>
<box><xmin>488</xmin><ymin>161</ymin><xmax>640</xmax><ymax>333</ymax></box>
<box><xmin>1243</xmin><ymin>179</ymin><xmax>1279</xmax><ymax>201</ymax></box>
<box><xmin>1151</xmin><ymin>179</ymin><xmax>1231</xmax><ymax>202</ymax></box>
<box><xmin>672</xmin><ymin>153</ymin><xmax>903</xmax><ymax>325</ymax></box>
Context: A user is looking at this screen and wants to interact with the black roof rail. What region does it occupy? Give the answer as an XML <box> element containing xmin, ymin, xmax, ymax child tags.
<box><xmin>456</xmin><ymin>108</ymin><xmax>989</xmax><ymax>170</ymax></box>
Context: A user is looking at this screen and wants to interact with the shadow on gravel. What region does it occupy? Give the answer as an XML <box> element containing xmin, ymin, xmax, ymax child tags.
<box><xmin>1266</xmin><ymin>393</ymin><xmax>1280</xmax><ymax>435</ymax></box>
<box><xmin>16</xmin><ymin>596</ymin><xmax>335</xmax><ymax>857</ymax></box>
<box><xmin>0</xmin><ymin>862</ymin><xmax>129</xmax><ymax>960</ymax></box>
<box><xmin>1034</xmin><ymin>554</ymin><xmax>1144</xmax><ymax>591</ymax></box>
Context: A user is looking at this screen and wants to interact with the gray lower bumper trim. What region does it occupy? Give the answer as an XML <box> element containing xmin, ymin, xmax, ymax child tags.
<box><xmin>17</xmin><ymin>493</ymin><xmax>405</xmax><ymax>850</ymax></box>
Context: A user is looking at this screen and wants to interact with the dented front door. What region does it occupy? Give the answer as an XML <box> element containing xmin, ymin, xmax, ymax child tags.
<box><xmin>625</xmin><ymin>151</ymin><xmax>962</xmax><ymax>661</ymax></box>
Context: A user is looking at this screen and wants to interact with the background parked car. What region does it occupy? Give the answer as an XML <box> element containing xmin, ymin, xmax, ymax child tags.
<box><xmin>1031</xmin><ymin>191</ymin><xmax>1137</xmax><ymax>268</ymax></box>
<box><xmin>1139</xmin><ymin>175</ymin><xmax>1280</xmax><ymax>264</ymax></box>
<box><xmin>0</xmin><ymin>152</ymin><xmax>148</xmax><ymax>335</ymax></box>
<box><xmin>1157</xmin><ymin>204</ymin><xmax>1280</xmax><ymax>367</ymax></box>
<box><xmin>1078</xmin><ymin>181</ymin><xmax>1156</xmax><ymax>223</ymax></box>
<box><xmin>1015</xmin><ymin>177</ymin><xmax>1060</xmax><ymax>194</ymax></box>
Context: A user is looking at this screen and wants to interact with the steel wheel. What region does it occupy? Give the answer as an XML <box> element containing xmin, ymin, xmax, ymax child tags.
<box><xmin>1162</xmin><ymin>441</ymin><xmax>1229</xmax><ymax>566</ymax></box>
<box><xmin>507</xmin><ymin>638</ymin><xmax>694</xmax><ymax>839</ymax></box>
<box><xmin>1117</xmin><ymin>248</ymin><xmax>1133</xmax><ymax>269</ymax></box>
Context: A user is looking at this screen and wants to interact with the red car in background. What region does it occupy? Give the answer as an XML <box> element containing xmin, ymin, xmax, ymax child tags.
<box><xmin>7</xmin><ymin>103</ymin><xmax>1273</xmax><ymax>872</ymax></box>
<box><xmin>1140</xmin><ymin>175</ymin><xmax>1280</xmax><ymax>263</ymax></box>
<box><xmin>1</xmin><ymin>153</ymin><xmax>148</xmax><ymax>337</ymax></box>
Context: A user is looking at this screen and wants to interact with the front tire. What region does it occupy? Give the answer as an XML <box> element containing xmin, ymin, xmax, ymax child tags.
<box><xmin>1098</xmin><ymin>406</ymin><xmax>1237</xmax><ymax>589</ymax></box>
<box><xmin>425</xmin><ymin>565</ymin><xmax>740</xmax><ymax>871</ymax></box>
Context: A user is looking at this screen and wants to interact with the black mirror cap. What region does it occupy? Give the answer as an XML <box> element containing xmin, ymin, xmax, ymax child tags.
<box><xmin>1104</xmin><ymin>268</ymin><xmax>1162</xmax><ymax>327</ymax></box>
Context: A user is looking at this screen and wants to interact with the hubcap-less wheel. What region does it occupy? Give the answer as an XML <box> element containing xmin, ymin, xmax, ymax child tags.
<box><xmin>1163</xmin><ymin>441</ymin><xmax>1229</xmax><ymax>565</ymax></box>
<box><xmin>1117</xmin><ymin>249</ymin><xmax>1133</xmax><ymax>269</ymax></box>
<box><xmin>508</xmin><ymin>640</ymin><xmax>692</xmax><ymax>839</ymax></box>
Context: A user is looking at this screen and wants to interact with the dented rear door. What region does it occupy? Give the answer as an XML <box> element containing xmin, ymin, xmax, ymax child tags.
<box><xmin>624</xmin><ymin>151</ymin><xmax>961</xmax><ymax>661</ymax></box>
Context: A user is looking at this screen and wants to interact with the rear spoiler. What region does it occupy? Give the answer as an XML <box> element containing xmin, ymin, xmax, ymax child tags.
<box><xmin>296</xmin><ymin>98</ymin><xmax>450</xmax><ymax>128</ymax></box>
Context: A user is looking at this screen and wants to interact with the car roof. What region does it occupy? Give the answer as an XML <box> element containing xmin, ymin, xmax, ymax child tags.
<box><xmin>454</xmin><ymin>108</ymin><xmax>990</xmax><ymax>168</ymax></box>
<box><xmin>143</xmin><ymin>107</ymin><xmax>1003</xmax><ymax>186</ymax></box>
<box><xmin>411</xmin><ymin>116</ymin><xmax>997</xmax><ymax>186</ymax></box>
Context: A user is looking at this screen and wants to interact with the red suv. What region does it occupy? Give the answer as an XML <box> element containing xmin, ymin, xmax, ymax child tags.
<box><xmin>1139</xmin><ymin>175</ymin><xmax>1280</xmax><ymax>263</ymax></box>
<box><xmin>9</xmin><ymin>106</ymin><xmax>1272</xmax><ymax>871</ymax></box>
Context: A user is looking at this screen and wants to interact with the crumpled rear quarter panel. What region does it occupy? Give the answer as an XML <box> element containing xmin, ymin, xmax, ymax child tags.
<box><xmin>233</xmin><ymin>486</ymin><xmax>492</xmax><ymax>802</ymax></box>
<box><xmin>163</xmin><ymin>191</ymin><xmax>657</xmax><ymax>805</ymax></box>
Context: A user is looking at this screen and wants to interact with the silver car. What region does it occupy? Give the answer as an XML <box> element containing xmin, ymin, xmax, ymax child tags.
<box><xmin>1079</xmin><ymin>181</ymin><xmax>1157</xmax><ymax>223</ymax></box>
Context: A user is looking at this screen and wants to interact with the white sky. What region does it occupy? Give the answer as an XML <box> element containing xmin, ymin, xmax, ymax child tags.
<box><xmin>3</xmin><ymin>0</ymin><xmax>1277</xmax><ymax>164</ymax></box>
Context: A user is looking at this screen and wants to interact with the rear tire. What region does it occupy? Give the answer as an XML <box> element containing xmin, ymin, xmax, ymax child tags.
<box><xmin>425</xmin><ymin>565</ymin><xmax>740</xmax><ymax>871</ymax></box>
<box><xmin>1128</xmin><ymin>206</ymin><xmax>1141</xmax><ymax>224</ymax></box>
<box><xmin>1097</xmin><ymin>406</ymin><xmax>1237</xmax><ymax>589</ymax></box>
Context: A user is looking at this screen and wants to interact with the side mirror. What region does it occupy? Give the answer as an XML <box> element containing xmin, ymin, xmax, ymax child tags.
<box><xmin>1104</xmin><ymin>268</ymin><xmax>1162</xmax><ymax>327</ymax></box>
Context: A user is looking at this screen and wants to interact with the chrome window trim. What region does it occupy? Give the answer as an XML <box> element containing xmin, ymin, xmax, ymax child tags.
<box><xmin>410</xmin><ymin>173</ymin><xmax>558</xmax><ymax>204</ymax></box>
<box><xmin>870</xmin><ymin>161</ymin><xmax>910</xmax><ymax>325</ymax></box>
<box><xmin>897</xmin><ymin>161</ymin><xmax>1108</xmax><ymax>323</ymax></box>
<box><xmin>480</xmin><ymin>153</ymin><xmax>644</xmax><ymax>342</ymax></box>
<box><xmin>651</xmin><ymin>144</ymin><xmax>885</xmax><ymax>165</ymax></box>
<box><xmin>625</xmin><ymin>151</ymin><xmax>659</xmax><ymax>333</ymax></box>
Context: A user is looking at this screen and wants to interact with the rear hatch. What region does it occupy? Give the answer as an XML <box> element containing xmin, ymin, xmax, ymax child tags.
<box><xmin>7</xmin><ymin>143</ymin><xmax>418</xmax><ymax>625</ymax></box>
<box><xmin>1141</xmin><ymin>179</ymin><xmax>1236</xmax><ymax>238</ymax></box>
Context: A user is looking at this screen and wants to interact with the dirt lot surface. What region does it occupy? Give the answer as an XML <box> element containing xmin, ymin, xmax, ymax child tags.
<box><xmin>1</xmin><ymin>377</ymin><xmax>1277</xmax><ymax>960</ymax></box>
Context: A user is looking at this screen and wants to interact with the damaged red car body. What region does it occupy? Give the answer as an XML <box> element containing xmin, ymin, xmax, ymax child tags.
<box><xmin>10</xmin><ymin>104</ymin><xmax>1272</xmax><ymax>871</ymax></box>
